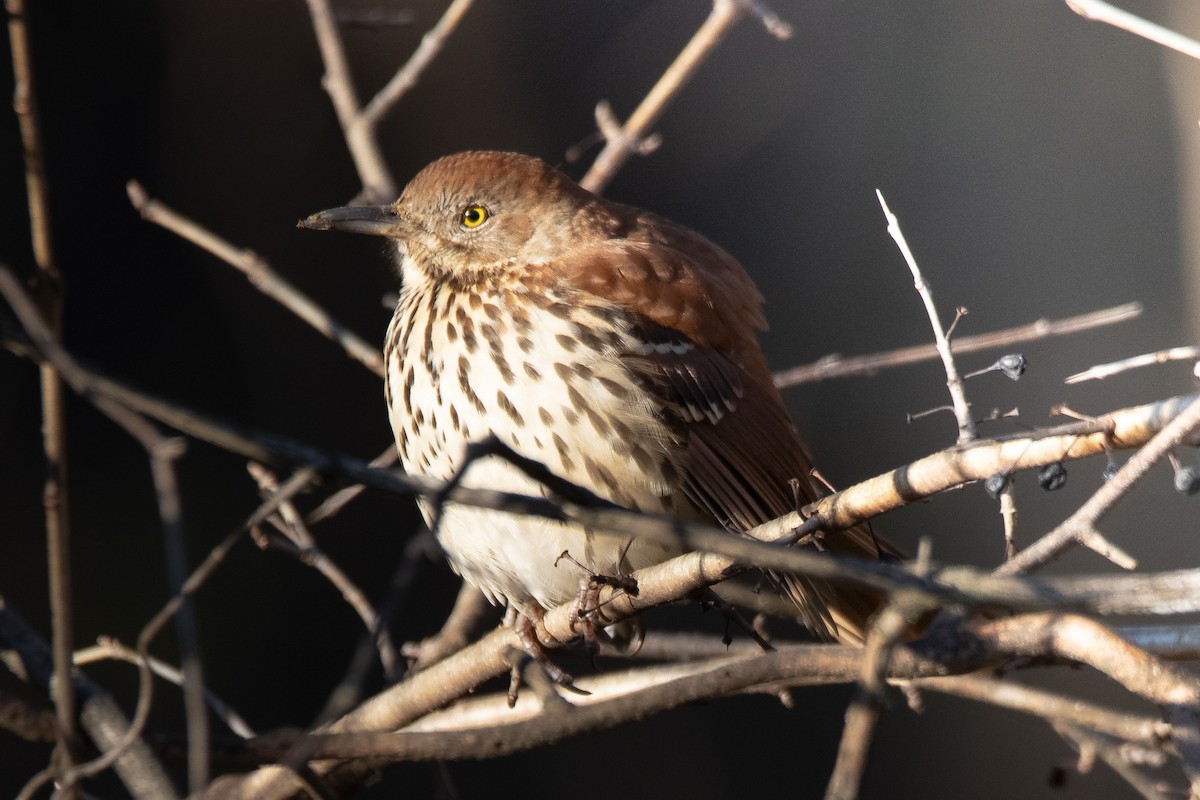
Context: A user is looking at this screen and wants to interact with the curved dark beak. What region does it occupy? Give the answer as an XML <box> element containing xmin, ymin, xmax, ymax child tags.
<box><xmin>297</xmin><ymin>205</ymin><xmax>404</xmax><ymax>237</ymax></box>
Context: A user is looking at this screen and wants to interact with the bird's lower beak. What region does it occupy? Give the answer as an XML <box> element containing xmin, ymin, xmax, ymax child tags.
<box><xmin>298</xmin><ymin>205</ymin><xmax>405</xmax><ymax>237</ymax></box>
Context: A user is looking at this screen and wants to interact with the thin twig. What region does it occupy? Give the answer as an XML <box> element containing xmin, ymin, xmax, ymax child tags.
<box><xmin>248</xmin><ymin>463</ymin><xmax>400</xmax><ymax>678</ymax></box>
<box><xmin>0</xmin><ymin>596</ymin><xmax>178</xmax><ymax>800</ymax></box>
<box><xmin>1066</xmin><ymin>345</ymin><xmax>1200</xmax><ymax>383</ymax></box>
<box><xmin>1000</xmin><ymin>480</ymin><xmax>1018</xmax><ymax>560</ymax></box>
<box><xmin>361</xmin><ymin>0</ymin><xmax>476</xmax><ymax>128</ymax></box>
<box><xmin>920</xmin><ymin>675</ymin><xmax>1172</xmax><ymax>749</ymax></box>
<box><xmin>825</xmin><ymin>598</ymin><xmax>920</xmax><ymax>800</ymax></box>
<box><xmin>305</xmin><ymin>0</ymin><xmax>397</xmax><ymax>201</ymax></box>
<box><xmin>8</xmin><ymin>3</ymin><xmax>76</xmax><ymax>788</ymax></box>
<box><xmin>0</xmin><ymin>266</ymin><xmax>217</xmax><ymax>794</ymax></box>
<box><xmin>126</xmin><ymin>181</ymin><xmax>385</xmax><ymax>377</ymax></box>
<box><xmin>581</xmin><ymin>0</ymin><xmax>750</xmax><ymax>194</ymax></box>
<box><xmin>876</xmin><ymin>189</ymin><xmax>976</xmax><ymax>443</ymax></box>
<box><xmin>402</xmin><ymin>583</ymin><xmax>493</xmax><ymax>671</ymax></box>
<box><xmin>311</xmin><ymin>527</ymin><xmax>440</xmax><ymax>728</ymax></box>
<box><xmin>1066</xmin><ymin>0</ymin><xmax>1200</xmax><ymax>61</ymax></box>
<box><xmin>333</xmin><ymin>9</ymin><xmax>416</xmax><ymax>29</ymax></box>
<box><xmin>980</xmin><ymin>613</ymin><xmax>1200</xmax><ymax>793</ymax></box>
<box><xmin>305</xmin><ymin>445</ymin><xmax>399</xmax><ymax>525</ymax></box>
<box><xmin>146</xmin><ymin>433</ymin><xmax>209</xmax><ymax>794</ymax></box>
<box><xmin>997</xmin><ymin>393</ymin><xmax>1200</xmax><ymax>575</ymax></box>
<box><xmin>741</xmin><ymin>0</ymin><xmax>793</xmax><ymax>39</ymax></box>
<box><xmin>773</xmin><ymin>302</ymin><xmax>1142</xmax><ymax>388</ymax></box>
<box><xmin>75</xmin><ymin>638</ymin><xmax>255</xmax><ymax>739</ymax></box>
<box><xmin>1053</xmin><ymin>721</ymin><xmax>1173</xmax><ymax>800</ymax></box>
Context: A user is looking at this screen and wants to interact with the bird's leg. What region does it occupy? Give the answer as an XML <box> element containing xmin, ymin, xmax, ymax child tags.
<box><xmin>510</xmin><ymin>607</ymin><xmax>589</xmax><ymax>706</ymax></box>
<box><xmin>568</xmin><ymin>575</ymin><xmax>606</xmax><ymax>661</ymax></box>
<box><xmin>789</xmin><ymin>477</ymin><xmax>827</xmax><ymax>551</ymax></box>
<box><xmin>555</xmin><ymin>549</ymin><xmax>640</xmax><ymax>662</ymax></box>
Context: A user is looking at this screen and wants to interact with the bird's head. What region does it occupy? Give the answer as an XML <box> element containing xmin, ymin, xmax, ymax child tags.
<box><xmin>300</xmin><ymin>151</ymin><xmax>602</xmax><ymax>288</ymax></box>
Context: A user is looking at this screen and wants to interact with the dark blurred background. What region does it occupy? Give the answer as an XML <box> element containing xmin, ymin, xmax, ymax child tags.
<box><xmin>3</xmin><ymin>1</ymin><xmax>1199</xmax><ymax>797</ymax></box>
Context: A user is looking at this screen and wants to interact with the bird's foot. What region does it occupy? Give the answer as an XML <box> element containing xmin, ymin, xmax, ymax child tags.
<box><xmin>556</xmin><ymin>551</ymin><xmax>641</xmax><ymax>663</ymax></box>
<box><xmin>509</xmin><ymin>609</ymin><xmax>589</xmax><ymax>708</ymax></box>
<box><xmin>568</xmin><ymin>576</ymin><xmax>607</xmax><ymax>662</ymax></box>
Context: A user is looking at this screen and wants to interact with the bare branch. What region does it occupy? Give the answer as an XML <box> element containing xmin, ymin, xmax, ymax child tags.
<box><xmin>921</xmin><ymin>674</ymin><xmax>1171</xmax><ymax>748</ymax></box>
<box><xmin>1066</xmin><ymin>0</ymin><xmax>1200</xmax><ymax>61</ymax></box>
<box><xmin>773</xmin><ymin>302</ymin><xmax>1142</xmax><ymax>388</ymax></box>
<box><xmin>75</xmin><ymin>638</ymin><xmax>255</xmax><ymax>739</ymax></box>
<box><xmin>305</xmin><ymin>445</ymin><xmax>399</xmax><ymax>525</ymax></box>
<box><xmin>402</xmin><ymin>583</ymin><xmax>493</xmax><ymax>671</ymax></box>
<box><xmin>980</xmin><ymin>613</ymin><xmax>1200</xmax><ymax>792</ymax></box>
<box><xmin>999</xmin><ymin>480</ymin><xmax>1018</xmax><ymax>560</ymax></box>
<box><xmin>304</xmin><ymin>0</ymin><xmax>397</xmax><ymax>201</ymax></box>
<box><xmin>1053</xmin><ymin>721</ymin><xmax>1173</xmax><ymax>800</ymax></box>
<box><xmin>1067</xmin><ymin>345</ymin><xmax>1200</xmax><ymax>383</ymax></box>
<box><xmin>759</xmin><ymin>392</ymin><xmax>1200</xmax><ymax>540</ymax></box>
<box><xmin>208</xmin><ymin>611</ymin><xmax>1200</xmax><ymax>796</ymax></box>
<box><xmin>582</xmin><ymin>0</ymin><xmax>759</xmax><ymax>193</ymax></box>
<box><xmin>8</xmin><ymin>2</ymin><xmax>75</xmax><ymax>784</ymax></box>
<box><xmin>997</xmin><ymin>393</ymin><xmax>1200</xmax><ymax>574</ymax></box>
<box><xmin>247</xmin><ymin>464</ymin><xmax>400</xmax><ymax>678</ymax></box>
<box><xmin>0</xmin><ymin>597</ymin><xmax>177</xmax><ymax>800</ymax></box>
<box><xmin>0</xmin><ymin>264</ymin><xmax>208</xmax><ymax>791</ymax></box>
<box><xmin>876</xmin><ymin>189</ymin><xmax>976</xmax><ymax>443</ymax></box>
<box><xmin>826</xmin><ymin>597</ymin><xmax>923</xmax><ymax>800</ymax></box>
<box><xmin>206</xmin><ymin>643</ymin><xmax>946</xmax><ymax>789</ymax></box>
<box><xmin>127</xmin><ymin>181</ymin><xmax>385</xmax><ymax>378</ymax></box>
<box><xmin>361</xmin><ymin>0</ymin><xmax>476</xmax><ymax>128</ymax></box>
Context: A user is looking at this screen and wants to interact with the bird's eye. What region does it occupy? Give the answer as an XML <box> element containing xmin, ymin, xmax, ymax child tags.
<box><xmin>460</xmin><ymin>204</ymin><xmax>489</xmax><ymax>229</ymax></box>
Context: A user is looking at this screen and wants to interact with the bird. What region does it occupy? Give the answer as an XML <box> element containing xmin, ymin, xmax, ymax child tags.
<box><xmin>301</xmin><ymin>150</ymin><xmax>898</xmax><ymax>659</ymax></box>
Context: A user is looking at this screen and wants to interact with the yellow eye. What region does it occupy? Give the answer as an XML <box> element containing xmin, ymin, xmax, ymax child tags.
<box><xmin>460</xmin><ymin>204</ymin><xmax>489</xmax><ymax>228</ymax></box>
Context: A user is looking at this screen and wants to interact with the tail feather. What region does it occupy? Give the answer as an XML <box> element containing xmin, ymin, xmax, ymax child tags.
<box><xmin>779</xmin><ymin>521</ymin><xmax>905</xmax><ymax>644</ymax></box>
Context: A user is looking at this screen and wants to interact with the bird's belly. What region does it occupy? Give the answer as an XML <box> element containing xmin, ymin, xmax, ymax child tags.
<box><xmin>419</xmin><ymin>460</ymin><xmax>679</xmax><ymax>610</ymax></box>
<box><xmin>387</xmin><ymin>291</ymin><xmax>686</xmax><ymax>612</ymax></box>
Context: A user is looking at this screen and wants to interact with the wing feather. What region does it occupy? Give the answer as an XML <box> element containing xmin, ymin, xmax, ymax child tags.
<box><xmin>561</xmin><ymin>207</ymin><xmax>900</xmax><ymax>641</ymax></box>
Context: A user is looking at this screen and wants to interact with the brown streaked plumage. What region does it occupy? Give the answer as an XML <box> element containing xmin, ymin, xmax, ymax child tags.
<box><xmin>301</xmin><ymin>151</ymin><xmax>899</xmax><ymax>643</ymax></box>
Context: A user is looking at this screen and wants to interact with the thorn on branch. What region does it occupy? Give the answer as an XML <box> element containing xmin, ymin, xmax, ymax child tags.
<box><xmin>975</xmin><ymin>408</ymin><xmax>1021</xmax><ymax>429</ymax></box>
<box><xmin>907</xmin><ymin>405</ymin><xmax>955</xmax><ymax>424</ymax></box>
<box><xmin>740</xmin><ymin>0</ymin><xmax>793</xmax><ymax>40</ymax></box>
<box><xmin>564</xmin><ymin>130</ymin><xmax>605</xmax><ymax>164</ymax></box>
<box><xmin>593</xmin><ymin>101</ymin><xmax>662</xmax><ymax>157</ymax></box>
<box><xmin>945</xmin><ymin>306</ymin><xmax>968</xmax><ymax>340</ymax></box>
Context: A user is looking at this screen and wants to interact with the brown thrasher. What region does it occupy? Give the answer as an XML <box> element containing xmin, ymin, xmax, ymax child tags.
<box><xmin>302</xmin><ymin>151</ymin><xmax>897</xmax><ymax>650</ymax></box>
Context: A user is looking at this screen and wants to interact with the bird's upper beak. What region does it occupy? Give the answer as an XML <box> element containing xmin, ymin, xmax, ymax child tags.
<box><xmin>297</xmin><ymin>205</ymin><xmax>406</xmax><ymax>238</ymax></box>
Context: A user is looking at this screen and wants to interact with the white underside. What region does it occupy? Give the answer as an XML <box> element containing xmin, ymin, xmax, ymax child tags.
<box><xmin>388</xmin><ymin>278</ymin><xmax>684</xmax><ymax>612</ymax></box>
